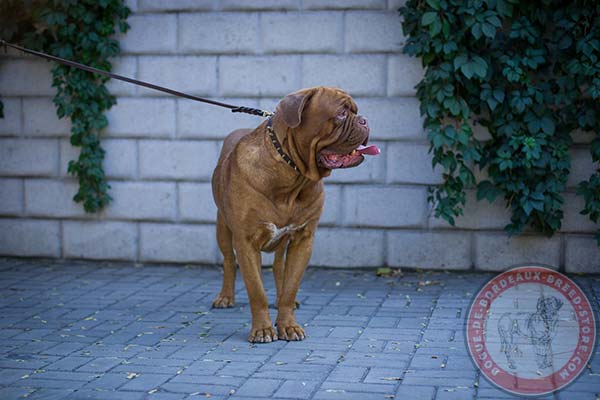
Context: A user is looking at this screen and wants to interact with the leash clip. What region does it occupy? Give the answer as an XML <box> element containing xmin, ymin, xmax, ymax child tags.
<box><xmin>231</xmin><ymin>106</ymin><xmax>274</xmax><ymax>118</ymax></box>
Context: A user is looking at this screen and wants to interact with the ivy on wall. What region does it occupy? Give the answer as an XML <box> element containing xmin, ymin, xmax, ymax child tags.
<box><xmin>1</xmin><ymin>0</ymin><xmax>130</xmax><ymax>212</ymax></box>
<box><xmin>400</xmin><ymin>0</ymin><xmax>600</xmax><ymax>243</ymax></box>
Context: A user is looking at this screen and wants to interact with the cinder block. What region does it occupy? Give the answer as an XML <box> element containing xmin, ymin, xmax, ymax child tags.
<box><xmin>387</xmin><ymin>230</ymin><xmax>471</xmax><ymax>269</ymax></box>
<box><xmin>388</xmin><ymin>55</ymin><xmax>423</xmax><ymax>96</ymax></box>
<box><xmin>327</xmin><ymin>141</ymin><xmax>385</xmax><ymax>183</ymax></box>
<box><xmin>565</xmin><ymin>236</ymin><xmax>600</xmax><ymax>273</ymax></box>
<box><xmin>0</xmin><ymin>59</ymin><xmax>53</xmax><ymax>96</ymax></box>
<box><xmin>429</xmin><ymin>190</ymin><xmax>510</xmax><ymax>230</ymax></box>
<box><xmin>219</xmin><ymin>56</ymin><xmax>301</xmax><ymax>97</ymax></box>
<box><xmin>0</xmin><ymin>218</ymin><xmax>60</xmax><ymax>257</ymax></box>
<box><xmin>571</xmin><ymin>129</ymin><xmax>594</xmax><ymax>144</ymax></box>
<box><xmin>177</xmin><ymin>98</ymin><xmax>260</xmax><ymax>139</ymax></box>
<box><xmin>103</xmin><ymin>181</ymin><xmax>176</xmax><ymax>221</ymax></box>
<box><xmin>304</xmin><ymin>0</ymin><xmax>385</xmax><ymax>9</ymax></box>
<box><xmin>320</xmin><ymin>184</ymin><xmax>341</xmax><ymax>225</ymax></box>
<box><xmin>106</xmin><ymin>57</ymin><xmax>137</xmax><ymax>96</ymax></box>
<box><xmin>567</xmin><ymin>148</ymin><xmax>594</xmax><ymax>188</ymax></box>
<box><xmin>63</xmin><ymin>221</ymin><xmax>137</xmax><ymax>260</ymax></box>
<box><xmin>311</xmin><ymin>227</ymin><xmax>384</xmax><ymax>267</ymax></box>
<box><xmin>140</xmin><ymin>223</ymin><xmax>216</xmax><ymax>263</ymax></box>
<box><xmin>344</xmin><ymin>186</ymin><xmax>427</xmax><ymax>227</ymax></box>
<box><xmin>389</xmin><ymin>0</ymin><xmax>408</xmax><ymax>10</ymax></box>
<box><xmin>105</xmin><ymin>98</ymin><xmax>175</xmax><ymax>138</ymax></box>
<box><xmin>561</xmin><ymin>192</ymin><xmax>599</xmax><ymax>232</ymax></box>
<box><xmin>139</xmin><ymin>140</ymin><xmax>219</xmax><ymax>180</ymax></box>
<box><xmin>302</xmin><ymin>55</ymin><xmax>386</xmax><ymax>96</ymax></box>
<box><xmin>474</xmin><ymin>233</ymin><xmax>561</xmax><ymax>271</ymax></box>
<box><xmin>137</xmin><ymin>56</ymin><xmax>217</xmax><ymax>96</ymax></box>
<box><xmin>386</xmin><ymin>142</ymin><xmax>442</xmax><ymax>184</ymax></box>
<box><xmin>23</xmin><ymin>98</ymin><xmax>71</xmax><ymax>136</ymax></box>
<box><xmin>220</xmin><ymin>0</ymin><xmax>300</xmax><ymax>10</ymax></box>
<box><xmin>104</xmin><ymin>140</ymin><xmax>138</xmax><ymax>179</ymax></box>
<box><xmin>139</xmin><ymin>0</ymin><xmax>213</xmax><ymax>11</ymax></box>
<box><xmin>59</xmin><ymin>140</ymin><xmax>79</xmax><ymax>177</ymax></box>
<box><xmin>262</xmin><ymin>13</ymin><xmax>342</xmax><ymax>53</ymax></box>
<box><xmin>345</xmin><ymin>12</ymin><xmax>405</xmax><ymax>53</ymax></box>
<box><xmin>472</xmin><ymin>121</ymin><xmax>492</xmax><ymax>141</ymax></box>
<box><xmin>258</xmin><ymin>98</ymin><xmax>280</xmax><ymax>112</ymax></box>
<box><xmin>355</xmin><ymin>97</ymin><xmax>424</xmax><ymax>140</ymax></box>
<box><xmin>119</xmin><ymin>15</ymin><xmax>177</xmax><ymax>54</ymax></box>
<box><xmin>0</xmin><ymin>178</ymin><xmax>23</xmax><ymax>215</ymax></box>
<box><xmin>125</xmin><ymin>0</ymin><xmax>138</xmax><ymax>12</ymax></box>
<box><xmin>0</xmin><ymin>138</ymin><xmax>58</xmax><ymax>177</ymax></box>
<box><xmin>179</xmin><ymin>13</ymin><xmax>258</xmax><ymax>54</ymax></box>
<box><xmin>25</xmin><ymin>179</ymin><xmax>87</xmax><ymax>218</ymax></box>
<box><xmin>178</xmin><ymin>182</ymin><xmax>217</xmax><ymax>222</ymax></box>
<box><xmin>60</xmin><ymin>139</ymin><xmax>137</xmax><ymax>179</ymax></box>
<box><xmin>0</xmin><ymin>98</ymin><xmax>22</xmax><ymax>136</ymax></box>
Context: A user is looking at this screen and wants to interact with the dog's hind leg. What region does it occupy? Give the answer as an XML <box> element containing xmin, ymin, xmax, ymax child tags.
<box><xmin>212</xmin><ymin>212</ymin><xmax>237</xmax><ymax>308</ymax></box>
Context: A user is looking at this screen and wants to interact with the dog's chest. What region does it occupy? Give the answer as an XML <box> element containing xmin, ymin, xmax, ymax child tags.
<box><xmin>261</xmin><ymin>222</ymin><xmax>307</xmax><ymax>251</ymax></box>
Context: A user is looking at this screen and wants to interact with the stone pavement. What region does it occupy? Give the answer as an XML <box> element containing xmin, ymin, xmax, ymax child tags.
<box><xmin>0</xmin><ymin>258</ymin><xmax>598</xmax><ymax>400</ymax></box>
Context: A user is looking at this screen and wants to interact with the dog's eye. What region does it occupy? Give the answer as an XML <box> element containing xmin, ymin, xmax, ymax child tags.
<box><xmin>336</xmin><ymin>109</ymin><xmax>348</xmax><ymax>120</ymax></box>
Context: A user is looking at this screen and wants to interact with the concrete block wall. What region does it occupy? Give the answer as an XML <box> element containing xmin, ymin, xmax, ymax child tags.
<box><xmin>0</xmin><ymin>0</ymin><xmax>598</xmax><ymax>272</ymax></box>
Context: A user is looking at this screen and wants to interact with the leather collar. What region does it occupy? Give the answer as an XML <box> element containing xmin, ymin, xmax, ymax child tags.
<box><xmin>267</xmin><ymin>118</ymin><xmax>299</xmax><ymax>173</ymax></box>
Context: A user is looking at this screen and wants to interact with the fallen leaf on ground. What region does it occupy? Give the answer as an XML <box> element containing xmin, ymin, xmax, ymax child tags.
<box><xmin>376</xmin><ymin>267</ymin><xmax>403</xmax><ymax>277</ymax></box>
<box><xmin>417</xmin><ymin>280</ymin><xmax>442</xmax><ymax>286</ymax></box>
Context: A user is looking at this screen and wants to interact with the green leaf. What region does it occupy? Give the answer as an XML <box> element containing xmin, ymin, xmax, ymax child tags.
<box><xmin>540</xmin><ymin>117</ymin><xmax>555</xmax><ymax>135</ymax></box>
<box><xmin>425</xmin><ymin>0</ymin><xmax>441</xmax><ymax>10</ymax></box>
<box><xmin>477</xmin><ymin>181</ymin><xmax>502</xmax><ymax>203</ymax></box>
<box><xmin>421</xmin><ymin>12</ymin><xmax>438</xmax><ymax>26</ymax></box>
<box><xmin>460</xmin><ymin>62</ymin><xmax>474</xmax><ymax>79</ymax></box>
<box><xmin>482</xmin><ymin>23</ymin><xmax>497</xmax><ymax>38</ymax></box>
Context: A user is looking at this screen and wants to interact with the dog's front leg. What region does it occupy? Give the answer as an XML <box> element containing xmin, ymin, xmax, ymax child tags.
<box><xmin>236</xmin><ymin>239</ymin><xmax>277</xmax><ymax>343</ymax></box>
<box><xmin>276</xmin><ymin>231</ymin><xmax>314</xmax><ymax>341</ymax></box>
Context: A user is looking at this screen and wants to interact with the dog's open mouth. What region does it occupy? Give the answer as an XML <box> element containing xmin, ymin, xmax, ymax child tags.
<box><xmin>319</xmin><ymin>144</ymin><xmax>380</xmax><ymax>169</ymax></box>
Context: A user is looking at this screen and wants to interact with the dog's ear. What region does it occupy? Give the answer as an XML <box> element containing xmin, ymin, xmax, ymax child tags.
<box><xmin>277</xmin><ymin>89</ymin><xmax>314</xmax><ymax>128</ymax></box>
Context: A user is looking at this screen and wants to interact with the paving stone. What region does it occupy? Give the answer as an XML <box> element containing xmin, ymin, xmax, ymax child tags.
<box><xmin>46</xmin><ymin>356</ymin><xmax>92</xmax><ymax>371</ymax></box>
<box><xmin>235</xmin><ymin>378</ymin><xmax>282</xmax><ymax>397</ymax></box>
<box><xmin>395</xmin><ymin>385</ymin><xmax>436</xmax><ymax>400</ymax></box>
<box><xmin>327</xmin><ymin>366</ymin><xmax>368</xmax><ymax>382</ymax></box>
<box><xmin>274</xmin><ymin>380</ymin><xmax>320</xmax><ymax>399</ymax></box>
<box><xmin>119</xmin><ymin>372</ymin><xmax>171</xmax><ymax>391</ymax></box>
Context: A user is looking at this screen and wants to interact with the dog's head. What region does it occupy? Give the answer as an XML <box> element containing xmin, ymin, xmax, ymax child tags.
<box><xmin>536</xmin><ymin>296</ymin><xmax>563</xmax><ymax>319</ymax></box>
<box><xmin>272</xmin><ymin>86</ymin><xmax>378</xmax><ymax>180</ymax></box>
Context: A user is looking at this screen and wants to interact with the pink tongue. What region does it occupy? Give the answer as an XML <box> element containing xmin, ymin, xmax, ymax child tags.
<box><xmin>356</xmin><ymin>144</ymin><xmax>380</xmax><ymax>156</ymax></box>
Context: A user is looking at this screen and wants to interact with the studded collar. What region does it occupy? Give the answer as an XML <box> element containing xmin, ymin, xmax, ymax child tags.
<box><xmin>267</xmin><ymin>118</ymin><xmax>300</xmax><ymax>173</ymax></box>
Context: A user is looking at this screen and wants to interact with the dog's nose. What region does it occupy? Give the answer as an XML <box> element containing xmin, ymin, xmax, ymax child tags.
<box><xmin>358</xmin><ymin>116</ymin><xmax>368</xmax><ymax>127</ymax></box>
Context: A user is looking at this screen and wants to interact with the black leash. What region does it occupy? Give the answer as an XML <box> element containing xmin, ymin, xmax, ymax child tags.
<box><xmin>0</xmin><ymin>39</ymin><xmax>273</xmax><ymax>118</ymax></box>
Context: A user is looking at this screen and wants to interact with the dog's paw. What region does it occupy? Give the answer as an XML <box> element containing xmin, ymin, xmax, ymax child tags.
<box><xmin>277</xmin><ymin>323</ymin><xmax>305</xmax><ymax>341</ymax></box>
<box><xmin>248</xmin><ymin>326</ymin><xmax>278</xmax><ymax>343</ymax></box>
<box><xmin>212</xmin><ymin>294</ymin><xmax>235</xmax><ymax>308</ymax></box>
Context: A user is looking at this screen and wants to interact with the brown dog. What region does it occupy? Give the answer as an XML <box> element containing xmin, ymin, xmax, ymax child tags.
<box><xmin>211</xmin><ymin>87</ymin><xmax>379</xmax><ymax>343</ymax></box>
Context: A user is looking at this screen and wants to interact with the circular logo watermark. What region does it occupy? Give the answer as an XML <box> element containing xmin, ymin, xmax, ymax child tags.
<box><xmin>466</xmin><ymin>266</ymin><xmax>596</xmax><ymax>396</ymax></box>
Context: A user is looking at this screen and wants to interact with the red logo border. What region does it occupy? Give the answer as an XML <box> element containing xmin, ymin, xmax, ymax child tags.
<box><xmin>466</xmin><ymin>266</ymin><xmax>596</xmax><ymax>396</ymax></box>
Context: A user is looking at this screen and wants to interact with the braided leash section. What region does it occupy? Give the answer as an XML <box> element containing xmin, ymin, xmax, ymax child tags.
<box><xmin>231</xmin><ymin>106</ymin><xmax>274</xmax><ymax>118</ymax></box>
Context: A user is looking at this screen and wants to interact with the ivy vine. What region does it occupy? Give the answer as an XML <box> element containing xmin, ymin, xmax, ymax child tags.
<box><xmin>1</xmin><ymin>0</ymin><xmax>130</xmax><ymax>212</ymax></box>
<box><xmin>400</xmin><ymin>0</ymin><xmax>600</xmax><ymax>243</ymax></box>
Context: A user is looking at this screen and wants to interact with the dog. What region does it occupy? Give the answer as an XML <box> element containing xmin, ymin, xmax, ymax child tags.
<box><xmin>497</xmin><ymin>296</ymin><xmax>563</xmax><ymax>369</ymax></box>
<box><xmin>210</xmin><ymin>87</ymin><xmax>379</xmax><ymax>343</ymax></box>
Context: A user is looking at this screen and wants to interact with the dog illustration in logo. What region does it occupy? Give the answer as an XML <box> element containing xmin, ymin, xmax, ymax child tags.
<box><xmin>497</xmin><ymin>296</ymin><xmax>563</xmax><ymax>370</ymax></box>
